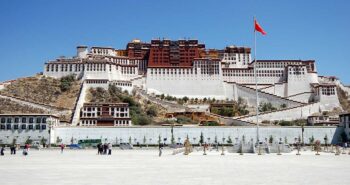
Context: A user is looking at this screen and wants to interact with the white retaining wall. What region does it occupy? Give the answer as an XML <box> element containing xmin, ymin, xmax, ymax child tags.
<box><xmin>0</xmin><ymin>126</ymin><xmax>343</xmax><ymax>145</ymax></box>
<box><xmin>240</xmin><ymin>103</ymin><xmax>321</xmax><ymax>123</ymax></box>
<box><xmin>288</xmin><ymin>93</ymin><xmax>313</xmax><ymax>103</ymax></box>
<box><xmin>234</xmin><ymin>84</ymin><xmax>303</xmax><ymax>108</ymax></box>
<box><xmin>52</xmin><ymin>126</ymin><xmax>342</xmax><ymax>145</ymax></box>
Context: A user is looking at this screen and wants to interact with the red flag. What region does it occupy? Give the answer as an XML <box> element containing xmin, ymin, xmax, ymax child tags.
<box><xmin>254</xmin><ymin>19</ymin><xmax>266</xmax><ymax>35</ymax></box>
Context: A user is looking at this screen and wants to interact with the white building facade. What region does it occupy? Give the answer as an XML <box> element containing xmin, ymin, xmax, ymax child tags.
<box><xmin>42</xmin><ymin>45</ymin><xmax>341</xmax><ymax>114</ymax></box>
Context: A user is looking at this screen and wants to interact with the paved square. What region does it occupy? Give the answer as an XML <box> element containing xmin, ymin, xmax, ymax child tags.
<box><xmin>0</xmin><ymin>148</ymin><xmax>349</xmax><ymax>185</ymax></box>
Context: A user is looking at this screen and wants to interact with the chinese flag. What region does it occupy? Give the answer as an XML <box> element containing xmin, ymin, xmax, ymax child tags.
<box><xmin>254</xmin><ymin>19</ymin><xmax>266</xmax><ymax>35</ymax></box>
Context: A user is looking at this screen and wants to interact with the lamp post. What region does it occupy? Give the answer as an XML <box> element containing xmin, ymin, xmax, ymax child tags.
<box><xmin>301</xmin><ymin>124</ymin><xmax>305</xmax><ymax>146</ymax></box>
<box><xmin>47</xmin><ymin>117</ymin><xmax>54</xmax><ymax>148</ymax></box>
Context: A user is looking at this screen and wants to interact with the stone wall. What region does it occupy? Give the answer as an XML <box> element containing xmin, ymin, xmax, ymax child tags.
<box><xmin>240</xmin><ymin>103</ymin><xmax>321</xmax><ymax>123</ymax></box>
<box><xmin>0</xmin><ymin>126</ymin><xmax>342</xmax><ymax>145</ymax></box>
<box><xmin>234</xmin><ymin>83</ymin><xmax>303</xmax><ymax>108</ymax></box>
<box><xmin>52</xmin><ymin>126</ymin><xmax>343</xmax><ymax>145</ymax></box>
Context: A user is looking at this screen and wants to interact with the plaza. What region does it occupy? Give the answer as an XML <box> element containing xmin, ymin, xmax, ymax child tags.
<box><xmin>0</xmin><ymin>148</ymin><xmax>349</xmax><ymax>185</ymax></box>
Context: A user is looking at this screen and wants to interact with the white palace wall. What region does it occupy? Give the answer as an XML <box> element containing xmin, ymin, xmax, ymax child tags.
<box><xmin>146</xmin><ymin>68</ymin><xmax>226</xmax><ymax>100</ymax></box>
<box><xmin>51</xmin><ymin>126</ymin><xmax>342</xmax><ymax>145</ymax></box>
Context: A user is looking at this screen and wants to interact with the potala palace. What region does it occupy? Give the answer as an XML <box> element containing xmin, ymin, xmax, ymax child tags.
<box><xmin>42</xmin><ymin>39</ymin><xmax>346</xmax><ymax>125</ymax></box>
<box><xmin>1</xmin><ymin>38</ymin><xmax>350</xmax><ymax>145</ymax></box>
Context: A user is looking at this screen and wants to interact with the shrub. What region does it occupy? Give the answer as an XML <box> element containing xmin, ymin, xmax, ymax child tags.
<box><xmin>132</xmin><ymin>114</ymin><xmax>152</xmax><ymax>125</ymax></box>
<box><xmin>279</xmin><ymin>120</ymin><xmax>293</xmax><ymax>126</ymax></box>
<box><xmin>60</xmin><ymin>74</ymin><xmax>75</xmax><ymax>92</ymax></box>
<box><xmin>201</xmin><ymin>121</ymin><xmax>220</xmax><ymax>126</ymax></box>
<box><xmin>146</xmin><ymin>105</ymin><xmax>158</xmax><ymax>117</ymax></box>
<box><xmin>176</xmin><ymin>116</ymin><xmax>195</xmax><ymax>124</ymax></box>
<box><xmin>259</xmin><ymin>102</ymin><xmax>277</xmax><ymax>112</ymax></box>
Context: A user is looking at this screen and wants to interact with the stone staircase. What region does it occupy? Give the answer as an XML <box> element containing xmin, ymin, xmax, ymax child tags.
<box><xmin>70</xmin><ymin>81</ymin><xmax>87</xmax><ymax>126</ymax></box>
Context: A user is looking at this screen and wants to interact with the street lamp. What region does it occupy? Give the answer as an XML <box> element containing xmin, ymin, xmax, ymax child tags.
<box><xmin>46</xmin><ymin>117</ymin><xmax>55</xmax><ymax>148</ymax></box>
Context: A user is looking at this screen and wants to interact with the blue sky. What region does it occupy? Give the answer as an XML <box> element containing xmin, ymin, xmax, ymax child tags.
<box><xmin>0</xmin><ymin>0</ymin><xmax>349</xmax><ymax>84</ymax></box>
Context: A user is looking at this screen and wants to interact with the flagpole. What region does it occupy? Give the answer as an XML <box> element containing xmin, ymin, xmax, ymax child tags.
<box><xmin>253</xmin><ymin>17</ymin><xmax>260</xmax><ymax>144</ymax></box>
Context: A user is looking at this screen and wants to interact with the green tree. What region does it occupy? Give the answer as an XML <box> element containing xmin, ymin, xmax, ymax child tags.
<box><xmin>309</xmin><ymin>135</ymin><xmax>315</xmax><ymax>144</ymax></box>
<box><xmin>25</xmin><ymin>137</ymin><xmax>33</xmax><ymax>145</ymax></box>
<box><xmin>284</xmin><ymin>136</ymin><xmax>288</xmax><ymax>144</ymax></box>
<box><xmin>182</xmin><ymin>96</ymin><xmax>189</xmax><ymax>103</ymax></box>
<box><xmin>203</xmin><ymin>97</ymin><xmax>207</xmax><ymax>103</ymax></box>
<box><xmin>280</xmin><ymin>103</ymin><xmax>287</xmax><ymax>109</ymax></box>
<box><xmin>12</xmin><ymin>138</ymin><xmax>17</xmax><ymax>146</ymax></box>
<box><xmin>40</xmin><ymin>137</ymin><xmax>47</xmax><ymax>146</ymax></box>
<box><xmin>129</xmin><ymin>136</ymin><xmax>132</xmax><ymax>144</ymax></box>
<box><xmin>56</xmin><ymin>137</ymin><xmax>62</xmax><ymax>144</ymax></box>
<box><xmin>269</xmin><ymin>135</ymin><xmax>274</xmax><ymax>144</ymax></box>
<box><xmin>227</xmin><ymin>136</ymin><xmax>233</xmax><ymax>144</ymax></box>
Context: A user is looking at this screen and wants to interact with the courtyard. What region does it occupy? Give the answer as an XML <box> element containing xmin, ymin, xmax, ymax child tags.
<box><xmin>0</xmin><ymin>148</ymin><xmax>349</xmax><ymax>185</ymax></box>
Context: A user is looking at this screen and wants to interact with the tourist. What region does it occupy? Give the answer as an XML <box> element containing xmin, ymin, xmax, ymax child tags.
<box><xmin>10</xmin><ymin>145</ymin><xmax>16</xmax><ymax>155</ymax></box>
<box><xmin>10</xmin><ymin>145</ymin><xmax>14</xmax><ymax>155</ymax></box>
<box><xmin>24</xmin><ymin>144</ymin><xmax>30</xmax><ymax>155</ymax></box>
<box><xmin>108</xmin><ymin>143</ymin><xmax>112</xmax><ymax>155</ymax></box>
<box><xmin>103</xmin><ymin>143</ymin><xmax>108</xmax><ymax>155</ymax></box>
<box><xmin>60</xmin><ymin>143</ymin><xmax>65</xmax><ymax>154</ymax></box>
<box><xmin>97</xmin><ymin>143</ymin><xmax>101</xmax><ymax>155</ymax></box>
<box><xmin>97</xmin><ymin>143</ymin><xmax>103</xmax><ymax>155</ymax></box>
<box><xmin>158</xmin><ymin>143</ymin><xmax>163</xmax><ymax>157</ymax></box>
<box><xmin>0</xmin><ymin>146</ymin><xmax>5</xmax><ymax>156</ymax></box>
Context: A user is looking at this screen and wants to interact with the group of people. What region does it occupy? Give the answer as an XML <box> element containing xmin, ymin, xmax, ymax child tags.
<box><xmin>0</xmin><ymin>144</ymin><xmax>30</xmax><ymax>156</ymax></box>
<box><xmin>97</xmin><ymin>143</ymin><xmax>112</xmax><ymax>155</ymax></box>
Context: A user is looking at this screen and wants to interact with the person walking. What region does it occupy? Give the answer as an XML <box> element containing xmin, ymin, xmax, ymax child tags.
<box><xmin>0</xmin><ymin>146</ymin><xmax>5</xmax><ymax>156</ymax></box>
<box><xmin>108</xmin><ymin>143</ymin><xmax>112</xmax><ymax>155</ymax></box>
<box><xmin>97</xmin><ymin>143</ymin><xmax>103</xmax><ymax>155</ymax></box>
<box><xmin>10</xmin><ymin>145</ymin><xmax>14</xmax><ymax>155</ymax></box>
<box><xmin>158</xmin><ymin>143</ymin><xmax>163</xmax><ymax>157</ymax></box>
<box><xmin>23</xmin><ymin>144</ymin><xmax>29</xmax><ymax>156</ymax></box>
<box><xmin>103</xmin><ymin>143</ymin><xmax>108</xmax><ymax>155</ymax></box>
<box><xmin>60</xmin><ymin>143</ymin><xmax>65</xmax><ymax>154</ymax></box>
<box><xmin>10</xmin><ymin>145</ymin><xmax>16</xmax><ymax>155</ymax></box>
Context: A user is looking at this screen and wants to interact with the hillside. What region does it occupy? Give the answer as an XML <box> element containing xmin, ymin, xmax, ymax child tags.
<box><xmin>0</xmin><ymin>98</ymin><xmax>46</xmax><ymax>114</ymax></box>
<box><xmin>0</xmin><ymin>75</ymin><xmax>81</xmax><ymax>109</ymax></box>
<box><xmin>86</xmin><ymin>85</ymin><xmax>167</xmax><ymax>125</ymax></box>
<box><xmin>337</xmin><ymin>86</ymin><xmax>350</xmax><ymax>112</ymax></box>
